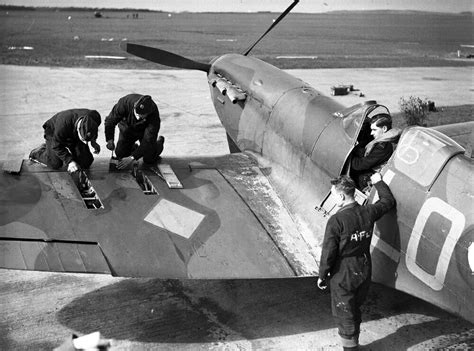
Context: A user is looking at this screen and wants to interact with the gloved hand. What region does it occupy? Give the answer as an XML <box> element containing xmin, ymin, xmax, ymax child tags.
<box><xmin>117</xmin><ymin>156</ymin><xmax>138</xmax><ymax>170</ymax></box>
<box><xmin>106</xmin><ymin>140</ymin><xmax>115</xmax><ymax>151</ymax></box>
<box><xmin>67</xmin><ymin>161</ymin><xmax>80</xmax><ymax>173</ymax></box>
<box><xmin>91</xmin><ymin>140</ymin><xmax>101</xmax><ymax>154</ymax></box>
<box><xmin>317</xmin><ymin>278</ymin><xmax>327</xmax><ymax>290</ymax></box>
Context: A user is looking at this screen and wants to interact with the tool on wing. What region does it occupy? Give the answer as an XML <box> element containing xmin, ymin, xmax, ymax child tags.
<box><xmin>109</xmin><ymin>151</ymin><xmax>119</xmax><ymax>172</ymax></box>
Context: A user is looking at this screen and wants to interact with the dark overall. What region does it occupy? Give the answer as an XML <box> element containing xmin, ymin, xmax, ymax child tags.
<box><xmin>105</xmin><ymin>94</ymin><xmax>162</xmax><ymax>163</ymax></box>
<box><xmin>351</xmin><ymin>141</ymin><xmax>393</xmax><ymax>189</ymax></box>
<box><xmin>32</xmin><ymin>109</ymin><xmax>97</xmax><ymax>170</ymax></box>
<box><xmin>319</xmin><ymin>181</ymin><xmax>395</xmax><ymax>348</ymax></box>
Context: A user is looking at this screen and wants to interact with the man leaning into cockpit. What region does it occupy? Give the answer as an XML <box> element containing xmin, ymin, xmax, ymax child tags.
<box><xmin>350</xmin><ymin>114</ymin><xmax>400</xmax><ymax>189</ymax></box>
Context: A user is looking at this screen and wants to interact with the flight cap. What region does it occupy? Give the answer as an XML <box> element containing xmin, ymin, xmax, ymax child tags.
<box><xmin>134</xmin><ymin>95</ymin><xmax>153</xmax><ymax>116</ymax></box>
<box><xmin>80</xmin><ymin>110</ymin><xmax>101</xmax><ymax>141</ymax></box>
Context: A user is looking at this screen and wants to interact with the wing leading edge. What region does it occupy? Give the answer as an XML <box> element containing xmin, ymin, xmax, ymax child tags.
<box><xmin>0</xmin><ymin>154</ymin><xmax>319</xmax><ymax>278</ymax></box>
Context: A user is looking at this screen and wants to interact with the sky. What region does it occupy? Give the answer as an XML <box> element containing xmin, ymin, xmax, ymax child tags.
<box><xmin>0</xmin><ymin>0</ymin><xmax>472</xmax><ymax>13</ymax></box>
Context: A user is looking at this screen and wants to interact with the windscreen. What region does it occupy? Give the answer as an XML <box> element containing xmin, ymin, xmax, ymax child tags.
<box><xmin>339</xmin><ymin>102</ymin><xmax>388</xmax><ymax>141</ymax></box>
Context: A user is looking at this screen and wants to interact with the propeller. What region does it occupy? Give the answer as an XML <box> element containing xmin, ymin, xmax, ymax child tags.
<box><xmin>121</xmin><ymin>42</ymin><xmax>211</xmax><ymax>72</ymax></box>
<box><xmin>122</xmin><ymin>1</ymin><xmax>299</xmax><ymax>69</ymax></box>
<box><xmin>242</xmin><ymin>0</ymin><xmax>299</xmax><ymax>56</ymax></box>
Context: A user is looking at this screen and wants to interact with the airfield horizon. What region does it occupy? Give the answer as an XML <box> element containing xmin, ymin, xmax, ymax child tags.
<box><xmin>1</xmin><ymin>9</ymin><xmax>473</xmax><ymax>70</ymax></box>
<box><xmin>2</xmin><ymin>5</ymin><xmax>473</xmax><ymax>14</ymax></box>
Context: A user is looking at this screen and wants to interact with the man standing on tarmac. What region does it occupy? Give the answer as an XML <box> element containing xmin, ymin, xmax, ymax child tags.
<box><xmin>105</xmin><ymin>94</ymin><xmax>164</xmax><ymax>169</ymax></box>
<box><xmin>29</xmin><ymin>109</ymin><xmax>101</xmax><ymax>173</ymax></box>
<box><xmin>317</xmin><ymin>173</ymin><xmax>395</xmax><ymax>350</ymax></box>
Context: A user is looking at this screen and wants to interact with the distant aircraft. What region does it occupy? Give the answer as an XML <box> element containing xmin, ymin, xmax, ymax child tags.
<box><xmin>1</xmin><ymin>0</ymin><xmax>472</xmax><ymax>323</ymax></box>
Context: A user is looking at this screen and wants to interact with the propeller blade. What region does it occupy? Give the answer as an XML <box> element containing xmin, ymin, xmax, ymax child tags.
<box><xmin>122</xmin><ymin>43</ymin><xmax>211</xmax><ymax>72</ymax></box>
<box><xmin>243</xmin><ymin>0</ymin><xmax>299</xmax><ymax>56</ymax></box>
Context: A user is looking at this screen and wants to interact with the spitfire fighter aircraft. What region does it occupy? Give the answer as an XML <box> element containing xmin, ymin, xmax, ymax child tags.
<box><xmin>1</xmin><ymin>1</ymin><xmax>472</xmax><ymax>323</ymax></box>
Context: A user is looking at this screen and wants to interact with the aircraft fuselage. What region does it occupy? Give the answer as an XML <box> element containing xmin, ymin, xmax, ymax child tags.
<box><xmin>208</xmin><ymin>53</ymin><xmax>473</xmax><ymax>323</ymax></box>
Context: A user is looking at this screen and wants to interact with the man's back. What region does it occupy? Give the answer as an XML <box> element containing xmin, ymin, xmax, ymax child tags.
<box><xmin>319</xmin><ymin>178</ymin><xmax>395</xmax><ymax>279</ymax></box>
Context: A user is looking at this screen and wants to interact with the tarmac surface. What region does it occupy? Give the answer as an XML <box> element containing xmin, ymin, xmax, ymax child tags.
<box><xmin>0</xmin><ymin>64</ymin><xmax>473</xmax><ymax>350</ymax></box>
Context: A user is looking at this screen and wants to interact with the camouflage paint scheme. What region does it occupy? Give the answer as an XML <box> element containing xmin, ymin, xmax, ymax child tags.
<box><xmin>207</xmin><ymin>53</ymin><xmax>473</xmax><ymax>322</ymax></box>
<box><xmin>1</xmin><ymin>45</ymin><xmax>472</xmax><ymax>325</ymax></box>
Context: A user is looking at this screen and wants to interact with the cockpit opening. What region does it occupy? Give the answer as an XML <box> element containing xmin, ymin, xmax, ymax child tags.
<box><xmin>344</xmin><ymin>104</ymin><xmax>401</xmax><ymax>192</ymax></box>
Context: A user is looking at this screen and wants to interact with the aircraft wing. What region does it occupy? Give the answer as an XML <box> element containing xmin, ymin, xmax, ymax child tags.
<box><xmin>0</xmin><ymin>153</ymin><xmax>319</xmax><ymax>278</ymax></box>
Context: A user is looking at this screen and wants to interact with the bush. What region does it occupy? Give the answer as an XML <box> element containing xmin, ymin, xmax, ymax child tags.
<box><xmin>398</xmin><ymin>96</ymin><xmax>433</xmax><ymax>126</ymax></box>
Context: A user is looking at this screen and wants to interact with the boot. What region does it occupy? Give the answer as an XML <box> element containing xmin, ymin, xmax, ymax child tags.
<box><xmin>157</xmin><ymin>135</ymin><xmax>165</xmax><ymax>156</ymax></box>
<box><xmin>29</xmin><ymin>143</ymin><xmax>46</xmax><ymax>161</ymax></box>
<box><xmin>341</xmin><ymin>335</ymin><xmax>359</xmax><ymax>350</ymax></box>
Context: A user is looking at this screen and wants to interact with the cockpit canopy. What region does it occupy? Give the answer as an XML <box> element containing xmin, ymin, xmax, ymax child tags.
<box><xmin>312</xmin><ymin>101</ymin><xmax>389</xmax><ymax>178</ymax></box>
<box><xmin>339</xmin><ymin>103</ymin><xmax>390</xmax><ymax>141</ymax></box>
<box><xmin>394</xmin><ymin>127</ymin><xmax>465</xmax><ymax>188</ymax></box>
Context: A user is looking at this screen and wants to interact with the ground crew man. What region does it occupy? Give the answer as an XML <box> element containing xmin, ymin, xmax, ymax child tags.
<box><xmin>104</xmin><ymin>94</ymin><xmax>164</xmax><ymax>169</ymax></box>
<box><xmin>317</xmin><ymin>173</ymin><xmax>395</xmax><ymax>350</ymax></box>
<box><xmin>29</xmin><ymin>109</ymin><xmax>101</xmax><ymax>172</ymax></box>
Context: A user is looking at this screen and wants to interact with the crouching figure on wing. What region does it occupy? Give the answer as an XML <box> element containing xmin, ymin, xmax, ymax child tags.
<box><xmin>105</xmin><ymin>94</ymin><xmax>164</xmax><ymax>170</ymax></box>
<box><xmin>317</xmin><ymin>173</ymin><xmax>395</xmax><ymax>350</ymax></box>
<box><xmin>29</xmin><ymin>109</ymin><xmax>101</xmax><ymax>173</ymax></box>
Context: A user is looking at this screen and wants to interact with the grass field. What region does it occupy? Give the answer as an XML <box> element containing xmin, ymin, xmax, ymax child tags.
<box><xmin>1</xmin><ymin>9</ymin><xmax>473</xmax><ymax>69</ymax></box>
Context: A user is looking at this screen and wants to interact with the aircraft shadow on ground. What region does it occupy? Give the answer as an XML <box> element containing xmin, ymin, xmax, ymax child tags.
<box><xmin>56</xmin><ymin>277</ymin><xmax>471</xmax><ymax>347</ymax></box>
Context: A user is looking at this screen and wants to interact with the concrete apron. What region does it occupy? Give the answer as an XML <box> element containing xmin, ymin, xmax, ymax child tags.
<box><xmin>0</xmin><ymin>65</ymin><xmax>473</xmax><ymax>350</ymax></box>
<box><xmin>0</xmin><ymin>65</ymin><xmax>472</xmax><ymax>160</ymax></box>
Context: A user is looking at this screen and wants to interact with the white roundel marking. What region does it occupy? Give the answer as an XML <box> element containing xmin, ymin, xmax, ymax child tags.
<box><xmin>406</xmin><ymin>197</ymin><xmax>465</xmax><ymax>291</ymax></box>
